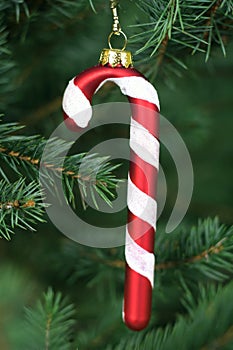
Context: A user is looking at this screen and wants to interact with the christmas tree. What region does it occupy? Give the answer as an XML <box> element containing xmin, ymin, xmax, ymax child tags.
<box><xmin>1</xmin><ymin>0</ymin><xmax>233</xmax><ymax>348</ymax></box>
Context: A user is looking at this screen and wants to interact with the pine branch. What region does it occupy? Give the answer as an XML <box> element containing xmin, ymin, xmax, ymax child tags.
<box><xmin>32</xmin><ymin>0</ymin><xmax>94</xmax><ymax>28</ymax></box>
<box><xmin>203</xmin><ymin>0</ymin><xmax>223</xmax><ymax>42</ymax></box>
<box><xmin>50</xmin><ymin>215</ymin><xmax>233</xmax><ymax>332</ymax></box>
<box><xmin>0</xmin><ymin>178</ymin><xmax>46</xmax><ymax>239</ymax></box>
<box><xmin>130</xmin><ymin>0</ymin><xmax>233</xmax><ymax>79</ymax></box>
<box><xmin>0</xmin><ymin>1</ymin><xmax>33</xmax><ymax>110</ymax></box>
<box><xmin>0</xmin><ymin>12</ymin><xmax>16</xmax><ymax>110</ymax></box>
<box><xmin>155</xmin><ymin>217</ymin><xmax>233</xmax><ymax>282</ymax></box>
<box><xmin>111</xmin><ymin>281</ymin><xmax>233</xmax><ymax>350</ymax></box>
<box><xmin>0</xmin><ymin>122</ymin><xmax>120</xmax><ymax>210</ymax></box>
<box><xmin>63</xmin><ymin>218</ymin><xmax>233</xmax><ymax>284</ymax></box>
<box><xmin>201</xmin><ymin>325</ymin><xmax>233</xmax><ymax>349</ymax></box>
<box><xmin>0</xmin><ymin>1</ymin><xmax>29</xmax><ymax>23</ymax></box>
<box><xmin>0</xmin><ymin>0</ymin><xmax>103</xmax><ymax>112</ymax></box>
<box><xmin>5</xmin><ymin>0</ymin><xmax>103</xmax><ymax>34</ymax></box>
<box><xmin>24</xmin><ymin>288</ymin><xmax>75</xmax><ymax>350</ymax></box>
<box><xmin>156</xmin><ymin>33</ymin><xmax>169</xmax><ymax>73</ymax></box>
<box><xmin>30</xmin><ymin>218</ymin><xmax>233</xmax><ymax>348</ymax></box>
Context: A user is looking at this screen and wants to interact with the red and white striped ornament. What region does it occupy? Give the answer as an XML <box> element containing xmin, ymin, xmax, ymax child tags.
<box><xmin>62</xmin><ymin>48</ymin><xmax>160</xmax><ymax>330</ymax></box>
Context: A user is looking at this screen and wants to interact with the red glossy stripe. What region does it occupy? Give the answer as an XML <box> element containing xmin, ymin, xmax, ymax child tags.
<box><xmin>130</xmin><ymin>98</ymin><xmax>159</xmax><ymax>140</ymax></box>
<box><xmin>129</xmin><ymin>149</ymin><xmax>158</xmax><ymax>198</ymax></box>
<box><xmin>74</xmin><ymin>65</ymin><xmax>143</xmax><ymax>101</ymax></box>
<box><xmin>127</xmin><ymin>212</ymin><xmax>155</xmax><ymax>253</ymax></box>
<box><xmin>124</xmin><ymin>264</ymin><xmax>152</xmax><ymax>331</ymax></box>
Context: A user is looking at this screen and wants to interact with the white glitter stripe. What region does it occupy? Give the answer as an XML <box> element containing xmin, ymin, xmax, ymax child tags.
<box><xmin>125</xmin><ymin>227</ymin><xmax>155</xmax><ymax>287</ymax></box>
<box><xmin>130</xmin><ymin>118</ymin><xmax>160</xmax><ymax>170</ymax></box>
<box><xmin>95</xmin><ymin>76</ymin><xmax>160</xmax><ymax>110</ymax></box>
<box><xmin>63</xmin><ymin>76</ymin><xmax>159</xmax><ymax>128</ymax></box>
<box><xmin>127</xmin><ymin>175</ymin><xmax>157</xmax><ymax>229</ymax></box>
<box><xmin>62</xmin><ymin>78</ymin><xmax>92</xmax><ymax>128</ymax></box>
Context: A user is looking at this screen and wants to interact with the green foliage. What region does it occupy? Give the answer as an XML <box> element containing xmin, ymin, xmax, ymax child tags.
<box><xmin>40</xmin><ymin>218</ymin><xmax>233</xmax><ymax>349</ymax></box>
<box><xmin>54</xmin><ymin>218</ymin><xmax>233</xmax><ymax>290</ymax></box>
<box><xmin>111</xmin><ymin>281</ymin><xmax>233</xmax><ymax>349</ymax></box>
<box><xmin>131</xmin><ymin>0</ymin><xmax>233</xmax><ymax>78</ymax></box>
<box><xmin>1</xmin><ymin>0</ymin><xmax>232</xmax><ymax>108</ymax></box>
<box><xmin>0</xmin><ymin>1</ymin><xmax>233</xmax><ymax>349</ymax></box>
<box><xmin>30</xmin><ymin>0</ymin><xmax>93</xmax><ymax>28</ymax></box>
<box><xmin>156</xmin><ymin>217</ymin><xmax>233</xmax><ymax>283</ymax></box>
<box><xmin>0</xmin><ymin>13</ymin><xmax>16</xmax><ymax>110</ymax></box>
<box><xmin>0</xmin><ymin>264</ymin><xmax>36</xmax><ymax>349</ymax></box>
<box><xmin>0</xmin><ymin>121</ymin><xmax>121</xmax><ymax>238</ymax></box>
<box><xmin>4</xmin><ymin>218</ymin><xmax>230</xmax><ymax>350</ymax></box>
<box><xmin>24</xmin><ymin>288</ymin><xmax>76</xmax><ymax>350</ymax></box>
<box><xmin>0</xmin><ymin>178</ymin><xmax>45</xmax><ymax>239</ymax></box>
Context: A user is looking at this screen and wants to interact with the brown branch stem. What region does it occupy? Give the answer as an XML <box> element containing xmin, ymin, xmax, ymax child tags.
<box><xmin>201</xmin><ymin>325</ymin><xmax>233</xmax><ymax>350</ymax></box>
<box><xmin>156</xmin><ymin>33</ymin><xmax>169</xmax><ymax>71</ymax></box>
<box><xmin>0</xmin><ymin>147</ymin><xmax>96</xmax><ymax>183</ymax></box>
<box><xmin>45</xmin><ymin>313</ymin><xmax>52</xmax><ymax>350</ymax></box>
<box><xmin>203</xmin><ymin>0</ymin><xmax>223</xmax><ymax>41</ymax></box>
<box><xmin>97</xmin><ymin>238</ymin><xmax>226</xmax><ymax>271</ymax></box>
<box><xmin>21</xmin><ymin>97</ymin><xmax>61</xmax><ymax>126</ymax></box>
<box><xmin>0</xmin><ymin>199</ymin><xmax>35</xmax><ymax>210</ymax></box>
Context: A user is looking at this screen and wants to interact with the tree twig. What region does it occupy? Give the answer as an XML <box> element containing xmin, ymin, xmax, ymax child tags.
<box><xmin>0</xmin><ymin>147</ymin><xmax>94</xmax><ymax>182</ymax></box>
<box><xmin>156</xmin><ymin>33</ymin><xmax>169</xmax><ymax>71</ymax></box>
<box><xmin>96</xmin><ymin>237</ymin><xmax>226</xmax><ymax>271</ymax></box>
<box><xmin>201</xmin><ymin>325</ymin><xmax>233</xmax><ymax>350</ymax></box>
<box><xmin>45</xmin><ymin>313</ymin><xmax>52</xmax><ymax>350</ymax></box>
<box><xmin>21</xmin><ymin>97</ymin><xmax>61</xmax><ymax>126</ymax></box>
<box><xmin>203</xmin><ymin>0</ymin><xmax>222</xmax><ymax>42</ymax></box>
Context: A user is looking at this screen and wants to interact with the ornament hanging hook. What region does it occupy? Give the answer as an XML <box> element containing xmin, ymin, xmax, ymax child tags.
<box><xmin>110</xmin><ymin>0</ymin><xmax>121</xmax><ymax>34</ymax></box>
<box><xmin>108</xmin><ymin>0</ymin><xmax>127</xmax><ymax>50</ymax></box>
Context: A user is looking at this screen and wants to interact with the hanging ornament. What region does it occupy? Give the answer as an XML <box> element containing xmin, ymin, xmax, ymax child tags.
<box><xmin>62</xmin><ymin>0</ymin><xmax>160</xmax><ymax>331</ymax></box>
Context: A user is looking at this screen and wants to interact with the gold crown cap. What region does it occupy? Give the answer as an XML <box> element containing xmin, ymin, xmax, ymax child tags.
<box><xmin>99</xmin><ymin>48</ymin><xmax>133</xmax><ymax>68</ymax></box>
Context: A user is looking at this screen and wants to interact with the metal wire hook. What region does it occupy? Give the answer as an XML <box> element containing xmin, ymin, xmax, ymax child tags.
<box><xmin>109</xmin><ymin>0</ymin><xmax>127</xmax><ymax>50</ymax></box>
<box><xmin>110</xmin><ymin>0</ymin><xmax>121</xmax><ymax>34</ymax></box>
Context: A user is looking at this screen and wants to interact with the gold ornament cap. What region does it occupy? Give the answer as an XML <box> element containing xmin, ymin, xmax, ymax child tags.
<box><xmin>101</xmin><ymin>2</ymin><xmax>133</xmax><ymax>68</ymax></box>
<box><xmin>99</xmin><ymin>48</ymin><xmax>133</xmax><ymax>68</ymax></box>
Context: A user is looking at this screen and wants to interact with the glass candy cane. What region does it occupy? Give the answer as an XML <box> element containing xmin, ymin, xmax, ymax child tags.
<box><xmin>62</xmin><ymin>1</ymin><xmax>160</xmax><ymax>331</ymax></box>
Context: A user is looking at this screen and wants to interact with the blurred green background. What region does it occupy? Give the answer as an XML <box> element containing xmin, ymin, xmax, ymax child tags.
<box><xmin>1</xmin><ymin>1</ymin><xmax>233</xmax><ymax>349</ymax></box>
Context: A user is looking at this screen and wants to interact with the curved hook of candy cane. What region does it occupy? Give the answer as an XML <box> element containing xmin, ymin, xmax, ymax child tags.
<box><xmin>62</xmin><ymin>67</ymin><xmax>160</xmax><ymax>129</ymax></box>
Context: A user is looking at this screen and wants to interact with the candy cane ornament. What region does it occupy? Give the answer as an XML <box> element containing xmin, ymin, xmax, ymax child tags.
<box><xmin>62</xmin><ymin>4</ymin><xmax>160</xmax><ymax>331</ymax></box>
